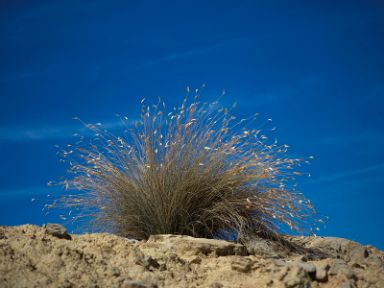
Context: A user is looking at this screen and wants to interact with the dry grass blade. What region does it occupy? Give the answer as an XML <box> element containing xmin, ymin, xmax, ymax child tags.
<box><xmin>52</xmin><ymin>94</ymin><xmax>319</xmax><ymax>241</ymax></box>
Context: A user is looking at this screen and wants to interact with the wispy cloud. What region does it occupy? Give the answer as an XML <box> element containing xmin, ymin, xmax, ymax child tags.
<box><xmin>129</xmin><ymin>39</ymin><xmax>242</xmax><ymax>73</ymax></box>
<box><xmin>1</xmin><ymin>39</ymin><xmax>240</xmax><ymax>85</ymax></box>
<box><xmin>0</xmin><ymin>118</ymin><xmax>135</xmax><ymax>143</ymax></box>
<box><xmin>304</xmin><ymin>162</ymin><xmax>384</xmax><ymax>185</ymax></box>
<box><xmin>0</xmin><ymin>186</ymin><xmax>61</xmax><ymax>203</ymax></box>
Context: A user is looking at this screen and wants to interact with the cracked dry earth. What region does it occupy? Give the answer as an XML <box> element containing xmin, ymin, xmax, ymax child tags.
<box><xmin>0</xmin><ymin>225</ymin><xmax>383</xmax><ymax>288</ymax></box>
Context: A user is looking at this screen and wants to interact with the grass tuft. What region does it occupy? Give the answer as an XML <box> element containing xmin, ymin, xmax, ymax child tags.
<box><xmin>52</xmin><ymin>93</ymin><xmax>318</xmax><ymax>241</ymax></box>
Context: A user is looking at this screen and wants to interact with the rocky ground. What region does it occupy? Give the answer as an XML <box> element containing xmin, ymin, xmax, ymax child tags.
<box><xmin>0</xmin><ymin>224</ymin><xmax>383</xmax><ymax>288</ymax></box>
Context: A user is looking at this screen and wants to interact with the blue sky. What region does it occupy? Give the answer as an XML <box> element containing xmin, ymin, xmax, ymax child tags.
<box><xmin>0</xmin><ymin>1</ymin><xmax>383</xmax><ymax>248</ymax></box>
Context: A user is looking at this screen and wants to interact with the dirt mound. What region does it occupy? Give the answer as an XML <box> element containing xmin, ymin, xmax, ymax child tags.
<box><xmin>1</xmin><ymin>224</ymin><xmax>383</xmax><ymax>287</ymax></box>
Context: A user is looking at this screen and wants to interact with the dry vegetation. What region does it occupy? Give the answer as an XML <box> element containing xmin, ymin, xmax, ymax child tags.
<box><xmin>51</xmin><ymin>91</ymin><xmax>319</xmax><ymax>241</ymax></box>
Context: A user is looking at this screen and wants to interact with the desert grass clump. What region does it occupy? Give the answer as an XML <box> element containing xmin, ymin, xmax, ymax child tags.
<box><xmin>53</xmin><ymin>93</ymin><xmax>318</xmax><ymax>241</ymax></box>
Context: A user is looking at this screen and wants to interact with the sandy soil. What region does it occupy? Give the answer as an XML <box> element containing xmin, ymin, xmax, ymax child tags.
<box><xmin>1</xmin><ymin>224</ymin><xmax>383</xmax><ymax>288</ymax></box>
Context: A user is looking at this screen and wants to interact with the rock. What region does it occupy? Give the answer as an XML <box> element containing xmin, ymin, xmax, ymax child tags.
<box><xmin>245</xmin><ymin>237</ymin><xmax>282</xmax><ymax>258</ymax></box>
<box><xmin>145</xmin><ymin>234</ymin><xmax>248</xmax><ymax>257</ymax></box>
<box><xmin>349</xmin><ymin>245</ymin><xmax>369</xmax><ymax>264</ymax></box>
<box><xmin>133</xmin><ymin>250</ymin><xmax>160</xmax><ymax>270</ymax></box>
<box><xmin>44</xmin><ymin>223</ymin><xmax>71</xmax><ymax>240</ymax></box>
<box><xmin>189</xmin><ymin>256</ymin><xmax>202</xmax><ymax>265</ymax></box>
<box><xmin>0</xmin><ymin>228</ymin><xmax>6</xmax><ymax>239</ymax></box>
<box><xmin>167</xmin><ymin>253</ymin><xmax>186</xmax><ymax>265</ymax></box>
<box><xmin>210</xmin><ymin>282</ymin><xmax>223</xmax><ymax>288</ymax></box>
<box><xmin>125</xmin><ymin>238</ymin><xmax>140</xmax><ymax>244</ymax></box>
<box><xmin>1</xmin><ymin>225</ymin><xmax>384</xmax><ymax>288</ymax></box>
<box><xmin>365</xmin><ymin>253</ymin><xmax>383</xmax><ymax>267</ymax></box>
<box><xmin>122</xmin><ymin>280</ymin><xmax>157</xmax><ymax>288</ymax></box>
<box><xmin>143</xmin><ymin>255</ymin><xmax>160</xmax><ymax>270</ymax></box>
<box><xmin>231</xmin><ymin>257</ymin><xmax>254</xmax><ymax>273</ymax></box>
<box><xmin>61</xmin><ymin>280</ymin><xmax>73</xmax><ymax>288</ymax></box>
<box><xmin>314</xmin><ymin>261</ymin><xmax>329</xmax><ymax>282</ymax></box>
<box><xmin>111</xmin><ymin>267</ymin><xmax>121</xmax><ymax>277</ymax></box>
<box><xmin>328</xmin><ymin>259</ymin><xmax>356</xmax><ymax>279</ymax></box>
<box><xmin>288</xmin><ymin>261</ymin><xmax>316</xmax><ymax>274</ymax></box>
<box><xmin>338</xmin><ymin>282</ymin><xmax>354</xmax><ymax>288</ymax></box>
<box><xmin>283</xmin><ymin>266</ymin><xmax>311</xmax><ymax>288</ymax></box>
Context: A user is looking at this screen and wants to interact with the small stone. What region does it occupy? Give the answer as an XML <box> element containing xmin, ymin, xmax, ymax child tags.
<box><xmin>283</xmin><ymin>266</ymin><xmax>311</xmax><ymax>288</ymax></box>
<box><xmin>338</xmin><ymin>282</ymin><xmax>354</xmax><ymax>288</ymax></box>
<box><xmin>135</xmin><ymin>252</ymin><xmax>160</xmax><ymax>270</ymax></box>
<box><xmin>145</xmin><ymin>255</ymin><xmax>160</xmax><ymax>269</ymax></box>
<box><xmin>273</xmin><ymin>259</ymin><xmax>286</xmax><ymax>267</ymax></box>
<box><xmin>111</xmin><ymin>267</ymin><xmax>121</xmax><ymax>277</ymax></box>
<box><xmin>122</xmin><ymin>280</ymin><xmax>157</xmax><ymax>288</ymax></box>
<box><xmin>297</xmin><ymin>262</ymin><xmax>316</xmax><ymax>274</ymax></box>
<box><xmin>168</xmin><ymin>253</ymin><xmax>186</xmax><ymax>265</ymax></box>
<box><xmin>298</xmin><ymin>255</ymin><xmax>308</xmax><ymax>262</ymax></box>
<box><xmin>276</xmin><ymin>266</ymin><xmax>289</xmax><ymax>281</ymax></box>
<box><xmin>231</xmin><ymin>257</ymin><xmax>254</xmax><ymax>273</ymax></box>
<box><xmin>189</xmin><ymin>256</ymin><xmax>202</xmax><ymax>265</ymax></box>
<box><xmin>125</xmin><ymin>238</ymin><xmax>139</xmax><ymax>244</ymax></box>
<box><xmin>159</xmin><ymin>263</ymin><xmax>167</xmax><ymax>271</ymax></box>
<box><xmin>286</xmin><ymin>260</ymin><xmax>316</xmax><ymax>281</ymax></box>
<box><xmin>284</xmin><ymin>267</ymin><xmax>303</xmax><ymax>288</ymax></box>
<box><xmin>210</xmin><ymin>282</ymin><xmax>223</xmax><ymax>288</ymax></box>
<box><xmin>0</xmin><ymin>229</ymin><xmax>6</xmax><ymax>240</ymax></box>
<box><xmin>45</xmin><ymin>223</ymin><xmax>71</xmax><ymax>240</ymax></box>
<box><xmin>62</xmin><ymin>280</ymin><xmax>73</xmax><ymax>288</ymax></box>
<box><xmin>315</xmin><ymin>262</ymin><xmax>329</xmax><ymax>282</ymax></box>
<box><xmin>246</xmin><ymin>238</ymin><xmax>280</xmax><ymax>258</ymax></box>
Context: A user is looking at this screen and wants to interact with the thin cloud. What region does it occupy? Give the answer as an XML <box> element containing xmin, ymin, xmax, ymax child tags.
<box><xmin>305</xmin><ymin>162</ymin><xmax>384</xmax><ymax>185</ymax></box>
<box><xmin>0</xmin><ymin>118</ymin><xmax>136</xmax><ymax>143</ymax></box>
<box><xmin>0</xmin><ymin>186</ymin><xmax>61</xmax><ymax>203</ymax></box>
<box><xmin>1</xmin><ymin>40</ymin><xmax>240</xmax><ymax>85</ymax></box>
<box><xmin>130</xmin><ymin>39</ymin><xmax>242</xmax><ymax>73</ymax></box>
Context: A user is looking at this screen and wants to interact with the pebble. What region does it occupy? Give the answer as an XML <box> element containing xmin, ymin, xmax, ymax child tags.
<box><xmin>231</xmin><ymin>257</ymin><xmax>254</xmax><ymax>273</ymax></box>
<box><xmin>295</xmin><ymin>262</ymin><xmax>316</xmax><ymax>274</ymax></box>
<box><xmin>210</xmin><ymin>282</ymin><xmax>223</xmax><ymax>288</ymax></box>
<box><xmin>338</xmin><ymin>282</ymin><xmax>354</xmax><ymax>288</ymax></box>
<box><xmin>314</xmin><ymin>262</ymin><xmax>329</xmax><ymax>282</ymax></box>
<box><xmin>45</xmin><ymin>223</ymin><xmax>71</xmax><ymax>240</ymax></box>
<box><xmin>111</xmin><ymin>267</ymin><xmax>121</xmax><ymax>277</ymax></box>
<box><xmin>122</xmin><ymin>280</ymin><xmax>157</xmax><ymax>288</ymax></box>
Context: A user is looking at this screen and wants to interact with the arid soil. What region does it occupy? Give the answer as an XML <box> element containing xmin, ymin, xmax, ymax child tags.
<box><xmin>0</xmin><ymin>224</ymin><xmax>383</xmax><ymax>288</ymax></box>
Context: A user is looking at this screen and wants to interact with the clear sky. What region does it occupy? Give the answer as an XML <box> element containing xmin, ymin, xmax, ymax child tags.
<box><xmin>0</xmin><ymin>1</ymin><xmax>383</xmax><ymax>249</ymax></box>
